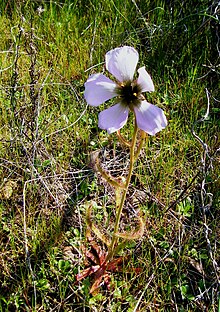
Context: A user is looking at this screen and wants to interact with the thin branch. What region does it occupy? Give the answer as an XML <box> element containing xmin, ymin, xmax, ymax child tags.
<box><xmin>191</xmin><ymin>88</ymin><xmax>219</xmax><ymax>285</ymax></box>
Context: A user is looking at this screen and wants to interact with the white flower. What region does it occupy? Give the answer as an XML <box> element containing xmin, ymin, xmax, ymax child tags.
<box><xmin>84</xmin><ymin>46</ymin><xmax>167</xmax><ymax>135</ymax></box>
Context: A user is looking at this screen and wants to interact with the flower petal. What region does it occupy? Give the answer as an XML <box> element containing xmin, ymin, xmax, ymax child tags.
<box><xmin>84</xmin><ymin>73</ymin><xmax>117</xmax><ymax>106</ymax></box>
<box><xmin>98</xmin><ymin>103</ymin><xmax>129</xmax><ymax>134</ymax></box>
<box><xmin>137</xmin><ymin>66</ymin><xmax>155</xmax><ymax>92</ymax></box>
<box><xmin>134</xmin><ymin>101</ymin><xmax>167</xmax><ymax>135</ymax></box>
<box><xmin>105</xmin><ymin>46</ymin><xmax>139</xmax><ymax>82</ymax></box>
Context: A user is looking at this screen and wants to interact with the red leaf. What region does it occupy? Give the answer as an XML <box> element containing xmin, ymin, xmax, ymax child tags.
<box><xmin>106</xmin><ymin>256</ymin><xmax>125</xmax><ymax>271</ymax></box>
<box><xmin>90</xmin><ymin>264</ymin><xmax>107</xmax><ymax>294</ymax></box>
<box><xmin>76</xmin><ymin>265</ymin><xmax>100</xmax><ymax>281</ymax></box>
<box><xmin>103</xmin><ymin>273</ymin><xmax>111</xmax><ymax>290</ymax></box>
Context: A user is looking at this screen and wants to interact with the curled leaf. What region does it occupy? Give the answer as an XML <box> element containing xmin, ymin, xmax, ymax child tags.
<box><xmin>90</xmin><ymin>151</ymin><xmax>126</xmax><ymax>189</ymax></box>
<box><xmin>115</xmin><ymin>215</ymin><xmax>145</xmax><ymax>240</ymax></box>
<box><xmin>117</xmin><ymin>130</ymin><xmax>131</xmax><ymax>148</ymax></box>
<box><xmin>86</xmin><ymin>201</ymin><xmax>111</xmax><ymax>247</ymax></box>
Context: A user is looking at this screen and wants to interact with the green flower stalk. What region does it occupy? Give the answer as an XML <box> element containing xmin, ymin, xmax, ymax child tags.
<box><xmin>105</xmin><ymin>118</ymin><xmax>139</xmax><ymax>262</ymax></box>
<box><xmin>81</xmin><ymin>46</ymin><xmax>167</xmax><ymax>292</ymax></box>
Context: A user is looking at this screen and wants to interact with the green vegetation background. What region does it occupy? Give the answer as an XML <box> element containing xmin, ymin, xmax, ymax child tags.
<box><xmin>0</xmin><ymin>0</ymin><xmax>219</xmax><ymax>311</ymax></box>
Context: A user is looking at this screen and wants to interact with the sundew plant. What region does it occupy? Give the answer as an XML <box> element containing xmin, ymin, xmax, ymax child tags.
<box><xmin>0</xmin><ymin>0</ymin><xmax>219</xmax><ymax>311</ymax></box>
<box><xmin>79</xmin><ymin>46</ymin><xmax>167</xmax><ymax>293</ymax></box>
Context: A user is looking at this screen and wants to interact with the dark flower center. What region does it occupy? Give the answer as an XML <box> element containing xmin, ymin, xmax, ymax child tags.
<box><xmin>116</xmin><ymin>81</ymin><xmax>143</xmax><ymax>109</ymax></box>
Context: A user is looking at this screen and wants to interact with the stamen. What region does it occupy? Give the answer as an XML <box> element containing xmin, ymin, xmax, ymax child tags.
<box><xmin>116</xmin><ymin>80</ymin><xmax>142</xmax><ymax>108</ymax></box>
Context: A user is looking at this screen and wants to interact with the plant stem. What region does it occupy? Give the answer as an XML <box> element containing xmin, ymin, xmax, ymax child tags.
<box><xmin>135</xmin><ymin>130</ymin><xmax>146</xmax><ymax>160</ymax></box>
<box><xmin>106</xmin><ymin>119</ymin><xmax>138</xmax><ymax>262</ymax></box>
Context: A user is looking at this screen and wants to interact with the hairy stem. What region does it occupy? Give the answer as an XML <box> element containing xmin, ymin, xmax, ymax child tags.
<box><xmin>106</xmin><ymin>119</ymin><xmax>138</xmax><ymax>262</ymax></box>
